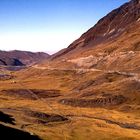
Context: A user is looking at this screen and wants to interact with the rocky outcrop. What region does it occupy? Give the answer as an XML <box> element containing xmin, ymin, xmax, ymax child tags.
<box><xmin>25</xmin><ymin>110</ymin><xmax>68</xmax><ymax>124</ymax></box>
<box><xmin>60</xmin><ymin>95</ymin><xmax>127</xmax><ymax>108</ymax></box>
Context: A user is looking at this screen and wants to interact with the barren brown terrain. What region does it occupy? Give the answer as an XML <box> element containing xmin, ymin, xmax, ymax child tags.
<box><xmin>0</xmin><ymin>0</ymin><xmax>140</xmax><ymax>140</ymax></box>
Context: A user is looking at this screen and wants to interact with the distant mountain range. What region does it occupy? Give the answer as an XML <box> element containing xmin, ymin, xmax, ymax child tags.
<box><xmin>0</xmin><ymin>50</ymin><xmax>50</xmax><ymax>66</ymax></box>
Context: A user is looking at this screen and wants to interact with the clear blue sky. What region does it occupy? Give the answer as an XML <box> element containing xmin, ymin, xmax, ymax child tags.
<box><xmin>0</xmin><ymin>0</ymin><xmax>128</xmax><ymax>54</ymax></box>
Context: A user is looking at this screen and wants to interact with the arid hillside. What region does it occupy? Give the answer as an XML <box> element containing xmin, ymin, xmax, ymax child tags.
<box><xmin>41</xmin><ymin>0</ymin><xmax>140</xmax><ymax>72</ymax></box>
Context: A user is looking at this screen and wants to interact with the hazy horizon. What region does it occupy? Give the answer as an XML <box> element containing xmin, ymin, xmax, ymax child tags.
<box><xmin>0</xmin><ymin>0</ymin><xmax>128</xmax><ymax>55</ymax></box>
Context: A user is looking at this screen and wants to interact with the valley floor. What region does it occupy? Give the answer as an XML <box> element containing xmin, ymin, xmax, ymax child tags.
<box><xmin>0</xmin><ymin>67</ymin><xmax>140</xmax><ymax>140</ymax></box>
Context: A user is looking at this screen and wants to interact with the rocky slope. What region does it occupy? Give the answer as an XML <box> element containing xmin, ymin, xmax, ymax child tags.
<box><xmin>46</xmin><ymin>0</ymin><xmax>140</xmax><ymax>72</ymax></box>
<box><xmin>0</xmin><ymin>50</ymin><xmax>50</xmax><ymax>66</ymax></box>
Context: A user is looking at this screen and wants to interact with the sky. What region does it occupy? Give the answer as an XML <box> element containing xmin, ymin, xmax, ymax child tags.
<box><xmin>0</xmin><ymin>0</ymin><xmax>129</xmax><ymax>54</ymax></box>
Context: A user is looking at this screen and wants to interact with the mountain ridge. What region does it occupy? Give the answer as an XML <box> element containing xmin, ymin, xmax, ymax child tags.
<box><xmin>0</xmin><ymin>50</ymin><xmax>50</xmax><ymax>66</ymax></box>
<box><xmin>51</xmin><ymin>0</ymin><xmax>140</xmax><ymax>60</ymax></box>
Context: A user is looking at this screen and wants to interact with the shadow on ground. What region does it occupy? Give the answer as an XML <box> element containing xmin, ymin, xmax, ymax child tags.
<box><xmin>0</xmin><ymin>111</ymin><xmax>41</xmax><ymax>140</ymax></box>
<box><xmin>0</xmin><ymin>111</ymin><xmax>15</xmax><ymax>125</ymax></box>
<box><xmin>0</xmin><ymin>124</ymin><xmax>41</xmax><ymax>140</ymax></box>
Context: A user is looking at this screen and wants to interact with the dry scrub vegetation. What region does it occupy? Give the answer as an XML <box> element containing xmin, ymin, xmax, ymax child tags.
<box><xmin>0</xmin><ymin>67</ymin><xmax>140</xmax><ymax>140</ymax></box>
